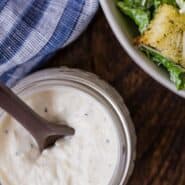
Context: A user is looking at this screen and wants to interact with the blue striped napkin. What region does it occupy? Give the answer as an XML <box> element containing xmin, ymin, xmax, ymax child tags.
<box><xmin>0</xmin><ymin>0</ymin><xmax>98</xmax><ymax>86</ymax></box>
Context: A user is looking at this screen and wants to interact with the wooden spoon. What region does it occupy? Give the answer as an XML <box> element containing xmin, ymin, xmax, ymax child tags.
<box><xmin>0</xmin><ymin>83</ymin><xmax>75</xmax><ymax>151</ymax></box>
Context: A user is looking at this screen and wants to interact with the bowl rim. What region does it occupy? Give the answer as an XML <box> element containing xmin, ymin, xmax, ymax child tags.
<box><xmin>99</xmin><ymin>0</ymin><xmax>185</xmax><ymax>98</ymax></box>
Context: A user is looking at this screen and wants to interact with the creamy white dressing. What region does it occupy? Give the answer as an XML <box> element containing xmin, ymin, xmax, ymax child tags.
<box><xmin>0</xmin><ymin>86</ymin><xmax>119</xmax><ymax>185</ymax></box>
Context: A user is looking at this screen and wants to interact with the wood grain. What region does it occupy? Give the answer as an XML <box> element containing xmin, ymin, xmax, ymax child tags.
<box><xmin>44</xmin><ymin>9</ymin><xmax>185</xmax><ymax>185</ymax></box>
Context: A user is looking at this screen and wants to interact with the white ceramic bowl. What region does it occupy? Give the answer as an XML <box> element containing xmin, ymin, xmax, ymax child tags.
<box><xmin>99</xmin><ymin>0</ymin><xmax>185</xmax><ymax>98</ymax></box>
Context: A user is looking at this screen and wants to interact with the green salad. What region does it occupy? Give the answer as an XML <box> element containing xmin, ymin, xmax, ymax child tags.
<box><xmin>117</xmin><ymin>0</ymin><xmax>185</xmax><ymax>89</ymax></box>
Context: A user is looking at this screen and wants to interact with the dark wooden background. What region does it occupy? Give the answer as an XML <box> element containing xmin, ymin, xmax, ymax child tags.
<box><xmin>45</xmin><ymin>9</ymin><xmax>185</xmax><ymax>185</ymax></box>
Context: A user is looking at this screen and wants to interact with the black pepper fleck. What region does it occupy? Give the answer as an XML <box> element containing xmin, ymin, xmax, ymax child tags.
<box><xmin>84</xmin><ymin>113</ymin><xmax>88</xmax><ymax>116</ymax></box>
<box><xmin>106</xmin><ymin>139</ymin><xmax>110</xmax><ymax>143</ymax></box>
<box><xmin>30</xmin><ymin>143</ymin><xmax>34</xmax><ymax>148</ymax></box>
<box><xmin>4</xmin><ymin>129</ymin><xmax>9</xmax><ymax>134</ymax></box>
<box><xmin>44</xmin><ymin>107</ymin><xmax>48</xmax><ymax>113</ymax></box>
<box><xmin>15</xmin><ymin>152</ymin><xmax>19</xmax><ymax>156</ymax></box>
<box><xmin>169</xmin><ymin>20</ymin><xmax>174</xmax><ymax>24</ymax></box>
<box><xmin>108</xmin><ymin>163</ymin><xmax>112</xmax><ymax>167</ymax></box>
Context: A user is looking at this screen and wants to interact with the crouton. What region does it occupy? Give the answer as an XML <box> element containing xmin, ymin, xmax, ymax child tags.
<box><xmin>136</xmin><ymin>4</ymin><xmax>185</xmax><ymax>67</ymax></box>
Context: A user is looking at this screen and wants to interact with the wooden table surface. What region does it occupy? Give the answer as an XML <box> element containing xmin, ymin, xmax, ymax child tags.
<box><xmin>45</xmin><ymin>9</ymin><xmax>185</xmax><ymax>185</ymax></box>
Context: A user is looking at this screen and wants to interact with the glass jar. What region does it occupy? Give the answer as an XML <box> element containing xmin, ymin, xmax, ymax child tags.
<box><xmin>0</xmin><ymin>67</ymin><xmax>136</xmax><ymax>185</ymax></box>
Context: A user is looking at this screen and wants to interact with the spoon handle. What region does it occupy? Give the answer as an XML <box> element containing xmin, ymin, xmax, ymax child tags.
<box><xmin>0</xmin><ymin>82</ymin><xmax>47</xmax><ymax>137</ymax></box>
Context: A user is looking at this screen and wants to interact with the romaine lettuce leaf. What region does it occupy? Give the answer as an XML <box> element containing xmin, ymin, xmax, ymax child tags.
<box><xmin>117</xmin><ymin>2</ymin><xmax>151</xmax><ymax>33</ymax></box>
<box><xmin>140</xmin><ymin>45</ymin><xmax>185</xmax><ymax>89</ymax></box>
<box><xmin>117</xmin><ymin>0</ymin><xmax>177</xmax><ymax>33</ymax></box>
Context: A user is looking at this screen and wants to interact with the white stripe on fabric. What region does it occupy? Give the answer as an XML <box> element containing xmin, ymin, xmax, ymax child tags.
<box><xmin>64</xmin><ymin>0</ymin><xmax>98</xmax><ymax>47</ymax></box>
<box><xmin>0</xmin><ymin>0</ymin><xmax>68</xmax><ymax>75</ymax></box>
<box><xmin>0</xmin><ymin>0</ymin><xmax>33</xmax><ymax>43</ymax></box>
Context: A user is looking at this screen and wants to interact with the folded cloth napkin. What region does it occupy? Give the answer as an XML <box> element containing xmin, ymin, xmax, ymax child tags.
<box><xmin>0</xmin><ymin>0</ymin><xmax>98</xmax><ymax>86</ymax></box>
